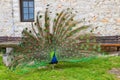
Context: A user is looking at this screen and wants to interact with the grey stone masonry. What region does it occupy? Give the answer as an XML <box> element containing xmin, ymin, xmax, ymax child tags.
<box><xmin>0</xmin><ymin>0</ymin><xmax>120</xmax><ymax>37</ymax></box>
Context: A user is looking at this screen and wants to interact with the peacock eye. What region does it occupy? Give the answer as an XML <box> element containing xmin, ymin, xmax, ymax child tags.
<box><xmin>62</xmin><ymin>18</ymin><xmax>65</xmax><ymax>20</ymax></box>
<box><xmin>29</xmin><ymin>30</ymin><xmax>32</xmax><ymax>33</ymax></box>
<box><xmin>56</xmin><ymin>13</ymin><xmax>59</xmax><ymax>16</ymax></box>
<box><xmin>25</xmin><ymin>28</ymin><xmax>28</xmax><ymax>30</ymax></box>
<box><xmin>39</xmin><ymin>15</ymin><xmax>42</xmax><ymax>18</ymax></box>
<box><xmin>47</xmin><ymin>17</ymin><xmax>49</xmax><ymax>20</ymax></box>
<box><xmin>47</xmin><ymin>4</ymin><xmax>50</xmax><ymax>6</ymax></box>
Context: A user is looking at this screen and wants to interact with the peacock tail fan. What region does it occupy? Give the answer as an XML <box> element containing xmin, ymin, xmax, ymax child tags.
<box><xmin>10</xmin><ymin>7</ymin><xmax>101</xmax><ymax>69</ymax></box>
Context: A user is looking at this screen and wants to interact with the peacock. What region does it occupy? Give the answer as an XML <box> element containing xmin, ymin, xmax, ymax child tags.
<box><xmin>49</xmin><ymin>49</ymin><xmax>58</xmax><ymax>64</ymax></box>
<box><xmin>10</xmin><ymin>7</ymin><xmax>97</xmax><ymax>68</ymax></box>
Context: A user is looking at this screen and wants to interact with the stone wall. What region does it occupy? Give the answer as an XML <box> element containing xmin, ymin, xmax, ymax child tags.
<box><xmin>0</xmin><ymin>0</ymin><xmax>13</xmax><ymax>36</ymax></box>
<box><xmin>0</xmin><ymin>0</ymin><xmax>120</xmax><ymax>37</ymax></box>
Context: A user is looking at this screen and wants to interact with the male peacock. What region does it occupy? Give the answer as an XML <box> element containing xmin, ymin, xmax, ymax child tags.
<box><xmin>49</xmin><ymin>49</ymin><xmax>58</xmax><ymax>69</ymax></box>
<box><xmin>49</xmin><ymin>49</ymin><xmax>58</xmax><ymax>64</ymax></box>
<box><xmin>10</xmin><ymin>7</ymin><xmax>93</xmax><ymax>68</ymax></box>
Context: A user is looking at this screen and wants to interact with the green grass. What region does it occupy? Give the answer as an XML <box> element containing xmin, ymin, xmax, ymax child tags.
<box><xmin>0</xmin><ymin>56</ymin><xmax>120</xmax><ymax>80</ymax></box>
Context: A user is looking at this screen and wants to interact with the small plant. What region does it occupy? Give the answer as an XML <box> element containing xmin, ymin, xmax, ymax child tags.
<box><xmin>10</xmin><ymin>8</ymin><xmax>100</xmax><ymax>68</ymax></box>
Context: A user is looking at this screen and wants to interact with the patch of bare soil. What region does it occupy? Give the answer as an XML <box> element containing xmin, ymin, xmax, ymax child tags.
<box><xmin>109</xmin><ymin>68</ymin><xmax>120</xmax><ymax>79</ymax></box>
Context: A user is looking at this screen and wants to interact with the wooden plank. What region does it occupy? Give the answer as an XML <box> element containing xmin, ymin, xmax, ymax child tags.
<box><xmin>0</xmin><ymin>36</ymin><xmax>21</xmax><ymax>42</ymax></box>
<box><xmin>95</xmin><ymin>36</ymin><xmax>120</xmax><ymax>44</ymax></box>
<box><xmin>100</xmin><ymin>43</ymin><xmax>120</xmax><ymax>47</ymax></box>
<box><xmin>0</xmin><ymin>41</ymin><xmax>20</xmax><ymax>47</ymax></box>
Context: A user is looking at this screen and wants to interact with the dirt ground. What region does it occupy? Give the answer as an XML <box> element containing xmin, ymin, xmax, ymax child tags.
<box><xmin>109</xmin><ymin>68</ymin><xmax>120</xmax><ymax>79</ymax></box>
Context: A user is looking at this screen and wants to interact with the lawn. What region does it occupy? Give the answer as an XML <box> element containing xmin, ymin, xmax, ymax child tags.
<box><xmin>0</xmin><ymin>56</ymin><xmax>120</xmax><ymax>80</ymax></box>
